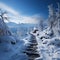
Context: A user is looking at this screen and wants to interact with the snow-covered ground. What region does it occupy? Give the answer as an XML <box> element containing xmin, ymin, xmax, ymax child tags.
<box><xmin>0</xmin><ymin>17</ymin><xmax>28</xmax><ymax>60</ymax></box>
<box><xmin>0</xmin><ymin>3</ymin><xmax>60</xmax><ymax>60</ymax></box>
<box><xmin>34</xmin><ymin>28</ymin><xmax>60</xmax><ymax>60</ymax></box>
<box><xmin>0</xmin><ymin>23</ymin><xmax>60</xmax><ymax>60</ymax></box>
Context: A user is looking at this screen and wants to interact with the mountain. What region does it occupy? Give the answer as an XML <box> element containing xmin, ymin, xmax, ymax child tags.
<box><xmin>7</xmin><ymin>22</ymin><xmax>37</xmax><ymax>28</ymax></box>
<box><xmin>6</xmin><ymin>22</ymin><xmax>38</xmax><ymax>39</ymax></box>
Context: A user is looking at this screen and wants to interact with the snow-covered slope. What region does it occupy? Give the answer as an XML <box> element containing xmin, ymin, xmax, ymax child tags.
<box><xmin>0</xmin><ymin>18</ymin><xmax>28</xmax><ymax>60</ymax></box>
<box><xmin>34</xmin><ymin>28</ymin><xmax>60</xmax><ymax>60</ymax></box>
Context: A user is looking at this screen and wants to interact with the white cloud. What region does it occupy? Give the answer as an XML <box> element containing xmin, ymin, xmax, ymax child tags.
<box><xmin>0</xmin><ymin>2</ymin><xmax>40</xmax><ymax>24</ymax></box>
<box><xmin>20</xmin><ymin>16</ymin><xmax>39</xmax><ymax>24</ymax></box>
<box><xmin>0</xmin><ymin>2</ymin><xmax>19</xmax><ymax>15</ymax></box>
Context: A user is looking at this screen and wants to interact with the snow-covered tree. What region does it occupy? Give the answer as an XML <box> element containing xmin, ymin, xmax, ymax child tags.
<box><xmin>48</xmin><ymin>4</ymin><xmax>56</xmax><ymax>29</ymax></box>
<box><xmin>0</xmin><ymin>9</ymin><xmax>12</xmax><ymax>36</ymax></box>
<box><xmin>0</xmin><ymin>9</ymin><xmax>8</xmax><ymax>20</ymax></box>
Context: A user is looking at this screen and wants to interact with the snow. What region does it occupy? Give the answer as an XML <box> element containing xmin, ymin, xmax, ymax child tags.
<box><xmin>0</xmin><ymin>19</ymin><xmax>60</xmax><ymax>60</ymax></box>
<box><xmin>29</xmin><ymin>25</ymin><xmax>60</xmax><ymax>60</ymax></box>
<box><xmin>36</xmin><ymin>30</ymin><xmax>60</xmax><ymax>60</ymax></box>
<box><xmin>0</xmin><ymin>41</ymin><xmax>28</xmax><ymax>60</ymax></box>
<box><xmin>0</xmin><ymin>2</ymin><xmax>60</xmax><ymax>60</ymax></box>
<box><xmin>0</xmin><ymin>17</ymin><xmax>28</xmax><ymax>60</ymax></box>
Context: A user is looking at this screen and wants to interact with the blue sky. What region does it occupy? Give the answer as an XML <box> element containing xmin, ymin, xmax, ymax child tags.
<box><xmin>0</xmin><ymin>0</ymin><xmax>60</xmax><ymax>24</ymax></box>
